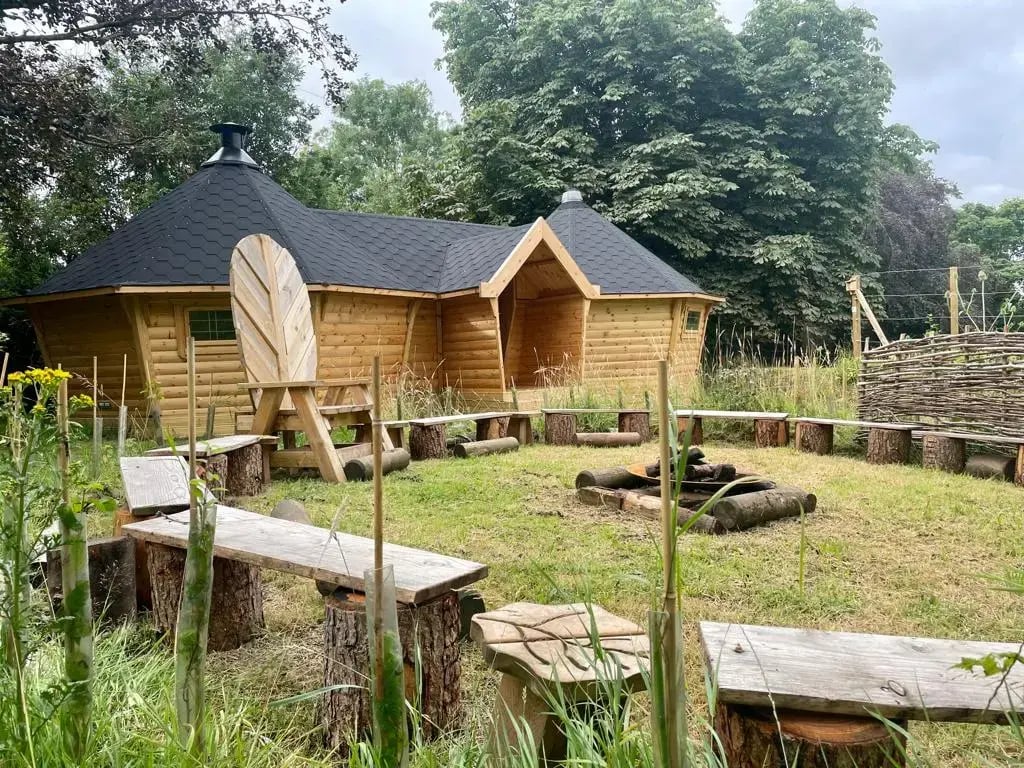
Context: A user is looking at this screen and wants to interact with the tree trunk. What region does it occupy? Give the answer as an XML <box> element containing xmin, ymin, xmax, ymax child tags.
<box><xmin>147</xmin><ymin>543</ymin><xmax>264</xmax><ymax>652</ymax></box>
<box><xmin>199</xmin><ymin>454</ymin><xmax>228</xmax><ymax>499</ymax></box>
<box><xmin>754</xmin><ymin>419</ymin><xmax>789</xmax><ymax>448</ymax></box>
<box><xmin>453</xmin><ymin>437</ymin><xmax>519</xmax><ymax>458</ymax></box>
<box><xmin>922</xmin><ymin>434</ymin><xmax>966</xmax><ymax>473</ymax></box>
<box><xmin>617</xmin><ymin>412</ymin><xmax>651</xmax><ymax>442</ymax></box>
<box><xmin>574</xmin><ymin>466</ymin><xmax>650</xmax><ymax>490</ymax></box>
<box><xmin>46</xmin><ymin>536</ymin><xmax>136</xmax><ymax>626</ymax></box>
<box><xmin>544</xmin><ymin>413</ymin><xmax>577</xmax><ymax>445</ymax></box>
<box><xmin>322</xmin><ymin>590</ymin><xmax>461</xmax><ymax>754</ymax></box>
<box><xmin>709</xmin><ymin>486</ymin><xmax>816</xmax><ymax>531</ymax></box>
<box><xmin>866</xmin><ymin>427</ymin><xmax>911</xmax><ymax>465</ymax></box>
<box><xmin>409</xmin><ymin>423</ymin><xmax>447</xmax><ymax>460</ymax></box>
<box><xmin>343</xmin><ymin>448</ymin><xmax>412</xmax><ymax>481</ymax></box>
<box><xmin>224</xmin><ymin>442</ymin><xmax>266</xmax><ymax>497</ymax></box>
<box><xmin>475</xmin><ymin>416</ymin><xmax>510</xmax><ymax>441</ymax></box>
<box><xmin>575</xmin><ymin>432</ymin><xmax>642</xmax><ymax>447</ymax></box>
<box><xmin>677</xmin><ymin>416</ymin><xmax>703</xmax><ymax>445</ymax></box>
<box><xmin>715</xmin><ymin>704</ymin><xmax>907</xmax><ymax>768</ymax></box>
<box><xmin>113</xmin><ymin>508</ymin><xmax>152</xmax><ymax>609</ymax></box>
<box><xmin>796</xmin><ymin>422</ymin><xmax>833</xmax><ymax>455</ymax></box>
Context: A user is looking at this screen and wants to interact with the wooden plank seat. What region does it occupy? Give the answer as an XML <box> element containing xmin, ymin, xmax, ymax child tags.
<box><xmin>541</xmin><ymin>408</ymin><xmax>651</xmax><ymax>445</ymax></box>
<box><xmin>408</xmin><ymin>411</ymin><xmax>514</xmax><ymax>460</ymax></box>
<box><xmin>146</xmin><ymin>434</ymin><xmax>277</xmax><ymax>497</ymax></box>
<box><xmin>119</xmin><ymin>455</ymin><xmax>215</xmax><ymax>516</ymax></box>
<box><xmin>701</xmin><ymin>621</ymin><xmax>1024</xmax><ymax>767</ymax></box>
<box><xmin>123</xmin><ymin>506</ymin><xmax>487</xmax><ymax>741</ymax></box>
<box><xmin>792</xmin><ymin>417</ymin><xmax>917</xmax><ymax>464</ymax></box>
<box><xmin>675</xmin><ymin>409</ymin><xmax>790</xmax><ymax>448</ymax></box>
<box><xmin>913</xmin><ymin>429</ymin><xmax>1024</xmax><ymax>481</ymax></box>
<box><xmin>471</xmin><ymin>602</ymin><xmax>649</xmax><ymax>762</ymax></box>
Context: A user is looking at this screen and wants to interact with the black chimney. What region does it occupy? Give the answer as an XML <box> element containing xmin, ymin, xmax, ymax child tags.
<box><xmin>201</xmin><ymin>123</ymin><xmax>258</xmax><ymax>168</ymax></box>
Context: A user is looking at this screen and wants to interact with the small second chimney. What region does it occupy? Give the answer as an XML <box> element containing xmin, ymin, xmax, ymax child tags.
<box><xmin>561</xmin><ymin>188</ymin><xmax>584</xmax><ymax>204</ymax></box>
<box><xmin>201</xmin><ymin>123</ymin><xmax>258</xmax><ymax>168</ymax></box>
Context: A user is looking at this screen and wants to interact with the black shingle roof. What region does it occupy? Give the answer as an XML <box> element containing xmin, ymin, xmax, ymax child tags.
<box><xmin>30</xmin><ymin>162</ymin><xmax>706</xmax><ymax>297</ymax></box>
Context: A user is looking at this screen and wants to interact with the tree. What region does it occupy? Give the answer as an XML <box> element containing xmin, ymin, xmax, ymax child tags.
<box><xmin>284</xmin><ymin>79</ymin><xmax>449</xmax><ymax>215</ymax></box>
<box><xmin>951</xmin><ymin>199</ymin><xmax>1024</xmax><ymax>328</ymax></box>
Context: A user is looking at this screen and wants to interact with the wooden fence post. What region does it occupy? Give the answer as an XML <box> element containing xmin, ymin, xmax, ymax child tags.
<box><xmin>948</xmin><ymin>266</ymin><xmax>960</xmax><ymax>335</ymax></box>
<box><xmin>846</xmin><ymin>276</ymin><xmax>862</xmax><ymax>359</ymax></box>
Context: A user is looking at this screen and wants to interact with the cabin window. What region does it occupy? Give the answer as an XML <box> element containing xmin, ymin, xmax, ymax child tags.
<box><xmin>188</xmin><ymin>310</ymin><xmax>236</xmax><ymax>342</ymax></box>
<box><xmin>684</xmin><ymin>309</ymin><xmax>702</xmax><ymax>332</ymax></box>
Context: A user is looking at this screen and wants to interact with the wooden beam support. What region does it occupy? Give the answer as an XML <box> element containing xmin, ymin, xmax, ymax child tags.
<box><xmin>402</xmin><ymin>299</ymin><xmax>422</xmax><ymax>367</ymax></box>
<box><xmin>667</xmin><ymin>299</ymin><xmax>683</xmax><ymax>364</ymax></box>
<box><xmin>846</xmin><ymin>276</ymin><xmax>862</xmax><ymax>359</ymax></box>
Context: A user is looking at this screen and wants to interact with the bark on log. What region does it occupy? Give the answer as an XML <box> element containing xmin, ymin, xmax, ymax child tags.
<box><xmin>922</xmin><ymin>434</ymin><xmax>966</xmax><ymax>473</ymax></box>
<box><xmin>224</xmin><ymin>442</ymin><xmax>266</xmax><ymax>497</ymax></box>
<box><xmin>575</xmin><ymin>431</ymin><xmax>642</xmax><ymax>447</ymax></box>
<box><xmin>475</xmin><ymin>416</ymin><xmax>510</xmax><ymax>441</ymax></box>
<box><xmin>754</xmin><ymin>419</ymin><xmax>789</xmax><ymax>448</ymax></box>
<box><xmin>147</xmin><ymin>543</ymin><xmax>264</xmax><ymax>651</ymax></box>
<box><xmin>409</xmin><ymin>423</ymin><xmax>448</xmax><ymax>460</ymax></box>
<box><xmin>710</xmin><ymin>486</ymin><xmax>816</xmax><ymax>531</ymax></box>
<box><xmin>715</xmin><ymin>704</ymin><xmax>907</xmax><ymax>768</ymax></box>
<box><xmin>618</xmin><ymin>491</ymin><xmax>724</xmax><ymax>534</ymax></box>
<box><xmin>544</xmin><ymin>413</ymin><xmax>577</xmax><ymax>445</ymax></box>
<box><xmin>113</xmin><ymin>507</ymin><xmax>152</xmax><ymax>609</ymax></box>
<box><xmin>574</xmin><ymin>466</ymin><xmax>650</xmax><ymax>490</ymax></box>
<box><xmin>866</xmin><ymin>428</ymin><xmax>911</xmax><ymax>465</ymax></box>
<box><xmin>343</xmin><ymin>448</ymin><xmax>412</xmax><ymax>481</ymax></box>
<box><xmin>965</xmin><ymin>453</ymin><xmax>1016</xmax><ymax>481</ymax></box>
<box><xmin>46</xmin><ymin>536</ymin><xmax>136</xmax><ymax>625</ymax></box>
<box><xmin>796</xmin><ymin>422</ymin><xmax>834</xmax><ymax>455</ymax></box>
<box><xmin>617</xmin><ymin>412</ymin><xmax>651</xmax><ymax>442</ymax></box>
<box><xmin>453</xmin><ymin>437</ymin><xmax>520</xmax><ymax>458</ymax></box>
<box><xmin>322</xmin><ymin>590</ymin><xmax>461</xmax><ymax>753</ymax></box>
<box><xmin>1016</xmin><ymin>444</ymin><xmax>1024</xmax><ymax>486</ymax></box>
<box><xmin>677</xmin><ymin>415</ymin><xmax>704</xmax><ymax>445</ymax></box>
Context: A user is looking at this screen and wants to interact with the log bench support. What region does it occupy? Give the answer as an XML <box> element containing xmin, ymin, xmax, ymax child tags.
<box><xmin>866</xmin><ymin>426</ymin><xmax>912</xmax><ymax>465</ymax></box>
<box><xmin>409</xmin><ymin>422</ymin><xmax>448</xmax><ymax>460</ymax></box>
<box><xmin>922</xmin><ymin>434</ymin><xmax>966</xmax><ymax>473</ymax></box>
<box><xmin>676</xmin><ymin>415</ymin><xmax>704</xmax><ymax>446</ymax></box>
<box><xmin>617</xmin><ymin>411</ymin><xmax>651</xmax><ymax>442</ymax></box>
<box><xmin>322</xmin><ymin>590</ymin><xmax>461</xmax><ymax>753</ymax></box>
<box><xmin>795</xmin><ymin>421</ymin><xmax>834</xmax><ymax>455</ymax></box>
<box><xmin>754</xmin><ymin>418</ymin><xmax>789</xmax><ymax>448</ymax></box>
<box><xmin>147</xmin><ymin>542</ymin><xmax>265</xmax><ymax>652</ymax></box>
<box><xmin>544</xmin><ymin>412</ymin><xmax>577</xmax><ymax>446</ymax></box>
<box><xmin>476</xmin><ymin>415</ymin><xmax>510</xmax><ymax>441</ymax></box>
<box><xmin>507</xmin><ymin>414</ymin><xmax>534</xmax><ymax>445</ymax></box>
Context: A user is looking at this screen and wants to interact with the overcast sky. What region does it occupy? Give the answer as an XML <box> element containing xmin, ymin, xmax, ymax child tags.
<box><xmin>305</xmin><ymin>0</ymin><xmax>1022</xmax><ymax>205</ymax></box>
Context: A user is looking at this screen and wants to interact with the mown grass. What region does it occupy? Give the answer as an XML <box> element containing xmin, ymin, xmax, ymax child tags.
<box><xmin>78</xmin><ymin>433</ymin><xmax>1024</xmax><ymax>767</ymax></box>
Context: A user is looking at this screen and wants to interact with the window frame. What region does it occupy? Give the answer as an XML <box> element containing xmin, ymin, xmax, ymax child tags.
<box><xmin>187</xmin><ymin>308</ymin><xmax>237</xmax><ymax>343</ymax></box>
<box><xmin>684</xmin><ymin>308</ymin><xmax>703</xmax><ymax>333</ymax></box>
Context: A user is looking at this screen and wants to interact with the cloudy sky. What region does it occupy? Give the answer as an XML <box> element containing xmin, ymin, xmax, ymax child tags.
<box><xmin>307</xmin><ymin>0</ymin><xmax>1022</xmax><ymax>204</ymax></box>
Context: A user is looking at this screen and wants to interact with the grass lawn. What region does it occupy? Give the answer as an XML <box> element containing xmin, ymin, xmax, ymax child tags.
<box><xmin>94</xmin><ymin>439</ymin><xmax>1023</xmax><ymax>766</ymax></box>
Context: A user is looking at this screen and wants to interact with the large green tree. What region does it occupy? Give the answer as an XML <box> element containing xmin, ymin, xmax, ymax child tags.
<box><xmin>952</xmin><ymin>199</ymin><xmax>1024</xmax><ymax>329</ymax></box>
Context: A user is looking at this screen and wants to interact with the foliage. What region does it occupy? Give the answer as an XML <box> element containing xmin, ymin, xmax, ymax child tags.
<box><xmin>952</xmin><ymin>198</ymin><xmax>1024</xmax><ymax>329</ymax></box>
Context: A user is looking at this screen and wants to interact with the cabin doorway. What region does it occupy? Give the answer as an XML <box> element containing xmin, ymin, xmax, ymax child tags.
<box><xmin>497</xmin><ymin>242</ymin><xmax>586</xmax><ymax>389</ymax></box>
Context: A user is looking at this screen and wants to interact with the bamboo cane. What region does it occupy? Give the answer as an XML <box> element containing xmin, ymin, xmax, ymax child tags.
<box><xmin>57</xmin><ymin>379</ymin><xmax>93</xmax><ymax>760</ymax></box>
<box><xmin>91</xmin><ymin>357</ymin><xmax>100</xmax><ymax>477</ymax></box>
<box><xmin>174</xmin><ymin>337</ymin><xmax>217</xmax><ymax>756</ymax></box>
<box><xmin>372</xmin><ymin>354</ymin><xmax>385</xmax><ymax>706</ymax></box>
<box><xmin>117</xmin><ymin>354</ymin><xmax>128</xmax><ymax>456</ymax></box>
<box><xmin>0</xmin><ymin>351</ymin><xmax>8</xmax><ymax>385</ymax></box>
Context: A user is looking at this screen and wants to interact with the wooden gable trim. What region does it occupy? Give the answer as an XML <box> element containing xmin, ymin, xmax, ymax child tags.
<box><xmin>598</xmin><ymin>292</ymin><xmax>725</xmax><ymax>303</ymax></box>
<box><xmin>479</xmin><ymin>218</ymin><xmax>600</xmax><ymax>300</ymax></box>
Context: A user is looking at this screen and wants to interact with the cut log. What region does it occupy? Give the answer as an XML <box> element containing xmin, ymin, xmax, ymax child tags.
<box><xmin>576</xmin><ymin>486</ymin><xmax>625</xmax><ymax>510</ymax></box>
<box><xmin>1016</xmin><ymin>444</ymin><xmax>1024</xmax><ymax>487</ymax></box>
<box><xmin>922</xmin><ymin>434</ymin><xmax>966</xmax><ymax>473</ymax></box>
<box><xmin>709</xmin><ymin>486</ymin><xmax>816</xmax><ymax>531</ymax></box>
<box><xmin>965</xmin><ymin>453</ymin><xmax>1016</xmax><ymax>481</ymax></box>
<box><xmin>343</xmin><ymin>448</ymin><xmax>412</xmax><ymax>480</ymax></box>
<box><xmin>796</xmin><ymin>422</ymin><xmax>834</xmax><ymax>455</ymax></box>
<box><xmin>754</xmin><ymin>419</ymin><xmax>789</xmax><ymax>448</ymax></box>
<box><xmin>46</xmin><ymin>536</ymin><xmax>136</xmax><ymax>625</ymax></box>
<box><xmin>574</xmin><ymin>466</ymin><xmax>650</xmax><ymax>490</ymax></box>
<box><xmin>322</xmin><ymin>590</ymin><xmax>460</xmax><ymax>753</ymax></box>
<box><xmin>457</xmin><ymin>588</ymin><xmax>486</xmax><ymax>641</ymax></box>
<box><xmin>715</xmin><ymin>704</ymin><xmax>907</xmax><ymax>768</ymax></box>
<box><xmin>200</xmin><ymin>453</ymin><xmax>229</xmax><ymax>499</ymax></box>
<box><xmin>575</xmin><ymin>431</ymin><xmax>642</xmax><ymax>447</ymax></box>
<box><xmin>507</xmin><ymin>415</ymin><xmax>534</xmax><ymax>445</ymax></box>
<box><xmin>618</xmin><ymin>491</ymin><xmax>724</xmax><ymax>534</ymax></box>
<box><xmin>617</xmin><ymin>411</ymin><xmax>651</xmax><ymax>442</ymax></box>
<box><xmin>677</xmin><ymin>415</ymin><xmax>704</xmax><ymax>445</ymax></box>
<box><xmin>453</xmin><ymin>437</ymin><xmax>519</xmax><ymax>458</ymax></box>
<box><xmin>544</xmin><ymin>412</ymin><xmax>577</xmax><ymax>445</ymax></box>
<box><xmin>409</xmin><ymin>423</ymin><xmax>447</xmax><ymax>460</ymax></box>
<box><xmin>475</xmin><ymin>415</ymin><xmax>510</xmax><ymax>441</ymax></box>
<box><xmin>223</xmin><ymin>441</ymin><xmax>266</xmax><ymax>496</ymax></box>
<box><xmin>866</xmin><ymin>427</ymin><xmax>911</xmax><ymax>465</ymax></box>
<box><xmin>686</xmin><ymin>463</ymin><xmax>736</xmax><ymax>482</ymax></box>
<box><xmin>147</xmin><ymin>543</ymin><xmax>264</xmax><ymax>652</ymax></box>
<box><xmin>113</xmin><ymin>507</ymin><xmax>152</xmax><ymax>609</ymax></box>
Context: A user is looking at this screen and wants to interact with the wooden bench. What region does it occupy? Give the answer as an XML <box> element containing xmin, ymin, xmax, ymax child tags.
<box><xmin>675</xmin><ymin>409</ymin><xmax>790</xmax><ymax>448</ymax></box>
<box><xmin>472</xmin><ymin>602</ymin><xmax>649</xmax><ymax>762</ymax></box>
<box><xmin>542</xmin><ymin>408</ymin><xmax>651</xmax><ymax>446</ymax></box>
<box><xmin>408</xmin><ymin>411</ymin><xmax>514</xmax><ymax>459</ymax></box>
<box><xmin>792</xmin><ymin>418</ymin><xmax>917</xmax><ymax>464</ymax></box>
<box><xmin>146</xmin><ymin>434</ymin><xmax>278</xmax><ymax>496</ymax></box>
<box><xmin>915</xmin><ymin>429</ymin><xmax>1024</xmax><ymax>482</ymax></box>
<box><xmin>119</xmin><ymin>455</ymin><xmax>216</xmax><ymax>516</ymax></box>
<box><xmin>122</xmin><ymin>506</ymin><xmax>487</xmax><ymax>745</ymax></box>
<box><xmin>701</xmin><ymin>621</ymin><xmax>1023</xmax><ymax>767</ymax></box>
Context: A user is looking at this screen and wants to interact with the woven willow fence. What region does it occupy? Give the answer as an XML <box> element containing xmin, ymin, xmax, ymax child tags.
<box><xmin>858</xmin><ymin>332</ymin><xmax>1024</xmax><ymax>439</ymax></box>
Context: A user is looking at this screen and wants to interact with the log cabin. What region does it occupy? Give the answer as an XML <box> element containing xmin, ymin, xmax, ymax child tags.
<box><xmin>5</xmin><ymin>124</ymin><xmax>723</xmax><ymax>433</ymax></box>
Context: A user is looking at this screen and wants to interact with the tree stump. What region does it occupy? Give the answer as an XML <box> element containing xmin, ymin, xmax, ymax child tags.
<box><xmin>1016</xmin><ymin>444</ymin><xmax>1024</xmax><ymax>486</ymax></box>
<box><xmin>223</xmin><ymin>442</ymin><xmax>266</xmax><ymax>497</ymax></box>
<box><xmin>544</xmin><ymin>413</ymin><xmax>577</xmax><ymax>445</ymax></box>
<box><xmin>754</xmin><ymin>419</ymin><xmax>789</xmax><ymax>448</ymax></box>
<box><xmin>617</xmin><ymin>411</ymin><xmax>651</xmax><ymax>442</ymax></box>
<box><xmin>409</xmin><ymin>423</ymin><xmax>447</xmax><ymax>460</ymax></box>
<box><xmin>46</xmin><ymin>536</ymin><xmax>136</xmax><ymax>625</ymax></box>
<box><xmin>147</xmin><ymin>543</ymin><xmax>265</xmax><ymax>651</ymax></box>
<box><xmin>507</xmin><ymin>415</ymin><xmax>534</xmax><ymax>445</ymax></box>
<box><xmin>715</xmin><ymin>704</ymin><xmax>907</xmax><ymax>768</ymax></box>
<box><xmin>677</xmin><ymin>416</ymin><xmax>704</xmax><ymax>445</ymax></box>
<box><xmin>113</xmin><ymin>507</ymin><xmax>152</xmax><ymax>609</ymax></box>
<box><xmin>922</xmin><ymin>434</ymin><xmax>966</xmax><ymax>473</ymax></box>
<box><xmin>796</xmin><ymin>422</ymin><xmax>833</xmax><ymax>455</ymax></box>
<box><xmin>475</xmin><ymin>415</ymin><xmax>510</xmax><ymax>441</ymax></box>
<box><xmin>322</xmin><ymin>590</ymin><xmax>461</xmax><ymax>753</ymax></box>
<box><xmin>866</xmin><ymin>427</ymin><xmax>911</xmax><ymax>465</ymax></box>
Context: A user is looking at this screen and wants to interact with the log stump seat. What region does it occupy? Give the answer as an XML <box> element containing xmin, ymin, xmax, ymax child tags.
<box><xmin>542</xmin><ymin>408</ymin><xmax>651</xmax><ymax>446</ymax></box>
<box><xmin>793</xmin><ymin>418</ymin><xmax>915</xmax><ymax>463</ymax></box>
<box><xmin>674</xmin><ymin>410</ymin><xmax>790</xmax><ymax>448</ymax></box>
<box><xmin>918</xmin><ymin>429</ymin><xmax>1024</xmax><ymax>483</ymax></box>
<box><xmin>145</xmin><ymin>434</ymin><xmax>279</xmax><ymax>497</ymax></box>
<box><xmin>701</xmin><ymin>621</ymin><xmax>1024</xmax><ymax>768</ymax></box>
<box><xmin>472</xmin><ymin>602</ymin><xmax>650</xmax><ymax>765</ymax></box>
<box><xmin>408</xmin><ymin>412</ymin><xmax>518</xmax><ymax>460</ymax></box>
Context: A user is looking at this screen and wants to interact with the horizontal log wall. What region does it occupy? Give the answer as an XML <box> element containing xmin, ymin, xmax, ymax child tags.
<box><xmin>440</xmin><ymin>294</ymin><xmax>502</xmax><ymax>392</ymax></box>
<box><xmin>504</xmin><ymin>294</ymin><xmax>584</xmax><ymax>387</ymax></box>
<box><xmin>858</xmin><ymin>332</ymin><xmax>1024</xmax><ymax>438</ymax></box>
